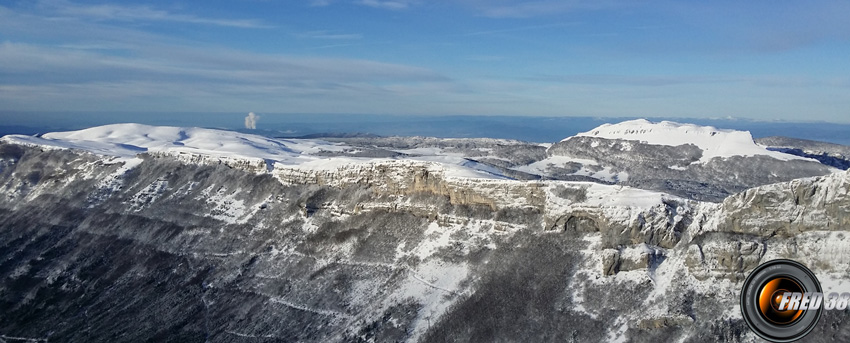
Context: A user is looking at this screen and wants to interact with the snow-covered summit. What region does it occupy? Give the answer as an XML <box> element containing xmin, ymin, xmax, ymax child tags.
<box><xmin>3</xmin><ymin>123</ymin><xmax>350</xmax><ymax>163</ymax></box>
<box><xmin>570</xmin><ymin>119</ymin><xmax>804</xmax><ymax>162</ymax></box>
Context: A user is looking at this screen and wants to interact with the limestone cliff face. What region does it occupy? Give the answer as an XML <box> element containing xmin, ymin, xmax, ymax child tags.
<box><xmin>688</xmin><ymin>171</ymin><xmax>850</xmax><ymax>279</ymax></box>
<box><xmin>719</xmin><ymin>171</ymin><xmax>850</xmax><ymax>236</ymax></box>
<box><xmin>1</xmin><ymin>142</ymin><xmax>849</xmax><ymax>343</ymax></box>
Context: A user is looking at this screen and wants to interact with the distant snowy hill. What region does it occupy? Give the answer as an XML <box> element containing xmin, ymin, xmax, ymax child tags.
<box><xmin>573</xmin><ymin>119</ymin><xmax>804</xmax><ymax>163</ymax></box>
<box><xmin>11</xmin><ymin>123</ymin><xmax>331</xmax><ymax>163</ymax></box>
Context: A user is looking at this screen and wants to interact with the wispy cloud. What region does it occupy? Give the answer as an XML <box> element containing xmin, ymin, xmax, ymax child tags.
<box><xmin>57</xmin><ymin>42</ymin><xmax>135</xmax><ymax>51</ymax></box>
<box><xmin>0</xmin><ymin>35</ymin><xmax>453</xmax><ymax>115</ymax></box>
<box><xmin>295</xmin><ymin>30</ymin><xmax>363</xmax><ymax>40</ymax></box>
<box><xmin>527</xmin><ymin>73</ymin><xmax>850</xmax><ymax>89</ymax></box>
<box><xmin>0</xmin><ymin>41</ymin><xmax>446</xmax><ymax>84</ymax></box>
<box><xmin>37</xmin><ymin>0</ymin><xmax>272</xmax><ymax>28</ymax></box>
<box><xmin>305</xmin><ymin>42</ymin><xmax>370</xmax><ymax>50</ymax></box>
<box><xmin>531</xmin><ymin>74</ymin><xmax>734</xmax><ymax>86</ymax></box>
<box><xmin>309</xmin><ymin>0</ymin><xmax>418</xmax><ymax>10</ymax></box>
<box><xmin>470</xmin><ymin>0</ymin><xmax>608</xmax><ymax>18</ymax></box>
<box><xmin>0</xmin><ymin>3</ymin><xmax>453</xmax><ymax>113</ymax></box>
<box><xmin>463</xmin><ymin>22</ymin><xmax>579</xmax><ymax>36</ymax></box>
<box><xmin>357</xmin><ymin>0</ymin><xmax>418</xmax><ymax>10</ymax></box>
<box><xmin>465</xmin><ymin>55</ymin><xmax>506</xmax><ymax>62</ymax></box>
<box><xmin>453</xmin><ymin>0</ymin><xmax>630</xmax><ymax>18</ymax></box>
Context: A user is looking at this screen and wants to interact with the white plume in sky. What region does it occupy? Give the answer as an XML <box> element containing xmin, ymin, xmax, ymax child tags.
<box><xmin>244</xmin><ymin>112</ymin><xmax>259</xmax><ymax>129</ymax></box>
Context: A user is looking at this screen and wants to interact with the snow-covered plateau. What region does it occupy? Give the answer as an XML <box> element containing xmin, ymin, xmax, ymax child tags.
<box><xmin>0</xmin><ymin>120</ymin><xmax>848</xmax><ymax>342</ymax></box>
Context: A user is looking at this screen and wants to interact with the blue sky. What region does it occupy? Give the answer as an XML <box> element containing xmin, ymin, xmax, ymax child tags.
<box><xmin>1</xmin><ymin>0</ymin><xmax>849</xmax><ymax>122</ymax></box>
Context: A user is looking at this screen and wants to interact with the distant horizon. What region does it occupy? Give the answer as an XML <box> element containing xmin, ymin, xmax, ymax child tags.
<box><xmin>3</xmin><ymin>112</ymin><xmax>850</xmax><ymax>146</ymax></box>
<box><xmin>6</xmin><ymin>110</ymin><xmax>850</xmax><ymax>124</ymax></box>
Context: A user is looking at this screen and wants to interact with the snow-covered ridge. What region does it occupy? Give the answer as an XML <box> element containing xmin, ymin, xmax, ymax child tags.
<box><xmin>0</xmin><ymin>123</ymin><xmax>509</xmax><ymax>180</ymax></box>
<box><xmin>4</xmin><ymin>123</ymin><xmax>306</xmax><ymax>161</ymax></box>
<box><xmin>570</xmin><ymin>119</ymin><xmax>805</xmax><ymax>162</ymax></box>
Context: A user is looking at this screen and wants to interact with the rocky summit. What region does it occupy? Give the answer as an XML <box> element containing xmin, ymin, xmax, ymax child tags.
<box><xmin>1</xmin><ymin>121</ymin><xmax>849</xmax><ymax>342</ymax></box>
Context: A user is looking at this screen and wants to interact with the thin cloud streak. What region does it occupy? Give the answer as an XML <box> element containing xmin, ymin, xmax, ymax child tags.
<box><xmin>527</xmin><ymin>74</ymin><xmax>850</xmax><ymax>88</ymax></box>
<box><xmin>0</xmin><ymin>3</ymin><xmax>454</xmax><ymax>112</ymax></box>
<box><xmin>295</xmin><ymin>30</ymin><xmax>363</xmax><ymax>40</ymax></box>
<box><xmin>0</xmin><ymin>42</ymin><xmax>448</xmax><ymax>85</ymax></box>
<box><xmin>467</xmin><ymin>0</ymin><xmax>626</xmax><ymax>18</ymax></box>
<box><xmin>37</xmin><ymin>0</ymin><xmax>272</xmax><ymax>28</ymax></box>
<box><xmin>463</xmin><ymin>22</ymin><xmax>579</xmax><ymax>36</ymax></box>
<box><xmin>357</xmin><ymin>0</ymin><xmax>418</xmax><ymax>10</ymax></box>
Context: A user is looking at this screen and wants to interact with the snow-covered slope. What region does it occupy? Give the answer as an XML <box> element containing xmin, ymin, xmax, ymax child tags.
<box><xmin>572</xmin><ymin>119</ymin><xmax>803</xmax><ymax>163</ymax></box>
<box><xmin>1</xmin><ymin>124</ymin><xmax>512</xmax><ymax>180</ymax></box>
<box><xmin>7</xmin><ymin>123</ymin><xmax>339</xmax><ymax>163</ymax></box>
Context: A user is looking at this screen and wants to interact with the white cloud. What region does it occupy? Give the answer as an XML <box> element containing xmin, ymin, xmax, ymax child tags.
<box><xmin>37</xmin><ymin>0</ymin><xmax>272</xmax><ymax>28</ymax></box>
